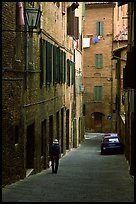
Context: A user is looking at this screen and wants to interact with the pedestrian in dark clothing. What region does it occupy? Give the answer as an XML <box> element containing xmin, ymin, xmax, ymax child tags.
<box><xmin>50</xmin><ymin>139</ymin><xmax>60</xmax><ymax>173</ymax></box>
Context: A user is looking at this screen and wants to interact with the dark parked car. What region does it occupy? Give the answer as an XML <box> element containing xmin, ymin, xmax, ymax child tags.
<box><xmin>101</xmin><ymin>134</ymin><xmax>124</xmax><ymax>155</ymax></box>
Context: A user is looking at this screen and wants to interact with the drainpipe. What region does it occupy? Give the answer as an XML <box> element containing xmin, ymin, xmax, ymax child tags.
<box><xmin>110</xmin><ymin>4</ymin><xmax>114</xmax><ymax>132</ymax></box>
<box><xmin>24</xmin><ymin>2</ymin><xmax>28</xmax><ymax>90</ymax></box>
<box><xmin>73</xmin><ymin>42</ymin><xmax>77</xmax><ymax>148</ymax></box>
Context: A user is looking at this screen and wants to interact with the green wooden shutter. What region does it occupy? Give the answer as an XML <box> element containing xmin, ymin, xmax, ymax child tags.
<box><xmin>64</xmin><ymin>52</ymin><xmax>66</xmax><ymax>83</ymax></box>
<box><xmin>82</xmin><ymin>2</ymin><xmax>85</xmax><ymax>18</ymax></box>
<box><xmin>53</xmin><ymin>45</ymin><xmax>57</xmax><ymax>85</ymax></box>
<box><xmin>46</xmin><ymin>41</ymin><xmax>49</xmax><ymax>85</ymax></box>
<box><xmin>98</xmin><ymin>54</ymin><xmax>103</xmax><ymax>68</ymax></box>
<box><xmin>56</xmin><ymin>47</ymin><xmax>60</xmax><ymax>83</ymax></box>
<box><xmin>46</xmin><ymin>41</ymin><xmax>52</xmax><ymax>85</ymax></box>
<box><xmin>60</xmin><ymin>50</ymin><xmax>63</xmax><ymax>84</ymax></box>
<box><xmin>100</xmin><ymin>21</ymin><xmax>104</xmax><ymax>36</ymax></box>
<box><xmin>94</xmin><ymin>86</ymin><xmax>102</xmax><ymax>101</ymax></box>
<box><xmin>96</xmin><ymin>21</ymin><xmax>104</xmax><ymax>36</ymax></box>
<box><xmin>98</xmin><ymin>86</ymin><xmax>102</xmax><ymax>101</ymax></box>
<box><xmin>79</xmin><ymin>33</ymin><xmax>82</xmax><ymax>51</ymax></box>
<box><xmin>43</xmin><ymin>40</ymin><xmax>46</xmax><ymax>85</ymax></box>
<box><xmin>95</xmin><ymin>54</ymin><xmax>99</xmax><ymax>68</ymax></box>
<box><xmin>40</xmin><ymin>38</ymin><xmax>46</xmax><ymax>86</ymax></box>
<box><xmin>71</xmin><ymin>61</ymin><xmax>75</xmax><ymax>85</ymax></box>
<box><xmin>95</xmin><ymin>54</ymin><xmax>103</xmax><ymax>68</ymax></box>
<box><xmin>67</xmin><ymin>59</ymin><xmax>70</xmax><ymax>86</ymax></box>
<box><xmin>74</xmin><ymin>16</ymin><xmax>79</xmax><ymax>40</ymax></box>
<box><xmin>96</xmin><ymin>22</ymin><xmax>99</xmax><ymax>36</ymax></box>
<box><xmin>40</xmin><ymin>38</ymin><xmax>43</xmax><ymax>87</ymax></box>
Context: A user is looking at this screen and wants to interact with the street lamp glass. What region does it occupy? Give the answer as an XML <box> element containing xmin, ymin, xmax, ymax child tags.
<box><xmin>25</xmin><ymin>8</ymin><xmax>41</xmax><ymax>29</ymax></box>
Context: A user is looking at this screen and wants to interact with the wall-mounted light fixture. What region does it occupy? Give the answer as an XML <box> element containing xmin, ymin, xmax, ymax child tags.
<box><xmin>71</xmin><ymin>2</ymin><xmax>79</xmax><ymax>10</ymax></box>
<box><xmin>111</xmin><ymin>55</ymin><xmax>126</xmax><ymax>62</ymax></box>
<box><xmin>25</xmin><ymin>7</ymin><xmax>41</xmax><ymax>36</ymax></box>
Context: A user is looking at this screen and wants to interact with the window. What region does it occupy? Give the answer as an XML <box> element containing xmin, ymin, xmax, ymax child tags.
<box><xmin>96</xmin><ymin>21</ymin><xmax>104</xmax><ymax>36</ymax></box>
<box><xmin>95</xmin><ymin>54</ymin><xmax>103</xmax><ymax>68</ymax></box>
<box><xmin>79</xmin><ymin>33</ymin><xmax>82</xmax><ymax>51</ymax></box>
<box><xmin>67</xmin><ymin>7</ymin><xmax>75</xmax><ymax>36</ymax></box>
<box><xmin>67</xmin><ymin>6</ymin><xmax>79</xmax><ymax>40</ymax></box>
<box><xmin>71</xmin><ymin>61</ymin><xmax>75</xmax><ymax>85</ymax></box>
<box><xmin>56</xmin><ymin>47</ymin><xmax>60</xmax><ymax>83</ymax></box>
<box><xmin>46</xmin><ymin>41</ymin><xmax>53</xmax><ymax>85</ymax></box>
<box><xmin>40</xmin><ymin>38</ymin><xmax>46</xmax><ymax>86</ymax></box>
<box><xmin>74</xmin><ymin>16</ymin><xmax>79</xmax><ymax>40</ymax></box>
<box><xmin>94</xmin><ymin>86</ymin><xmax>102</xmax><ymax>102</ymax></box>
<box><xmin>63</xmin><ymin>52</ymin><xmax>66</xmax><ymax>83</ymax></box>
<box><xmin>40</xmin><ymin>39</ymin><xmax>66</xmax><ymax>87</ymax></box>
<box><xmin>67</xmin><ymin>59</ymin><xmax>74</xmax><ymax>86</ymax></box>
<box><xmin>60</xmin><ymin>50</ymin><xmax>63</xmax><ymax>84</ymax></box>
<box><xmin>53</xmin><ymin>45</ymin><xmax>57</xmax><ymax>85</ymax></box>
<box><xmin>67</xmin><ymin>59</ymin><xmax>70</xmax><ymax>86</ymax></box>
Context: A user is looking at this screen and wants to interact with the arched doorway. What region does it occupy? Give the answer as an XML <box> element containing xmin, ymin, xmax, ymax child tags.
<box><xmin>91</xmin><ymin>112</ymin><xmax>105</xmax><ymax>132</ymax></box>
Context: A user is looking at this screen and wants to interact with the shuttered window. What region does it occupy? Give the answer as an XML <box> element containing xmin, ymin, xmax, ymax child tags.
<box><xmin>56</xmin><ymin>47</ymin><xmax>60</xmax><ymax>83</ymax></box>
<box><xmin>63</xmin><ymin>52</ymin><xmax>66</xmax><ymax>83</ymax></box>
<box><xmin>40</xmin><ymin>38</ymin><xmax>46</xmax><ymax>86</ymax></box>
<box><xmin>82</xmin><ymin>2</ymin><xmax>85</xmax><ymax>18</ymax></box>
<box><xmin>67</xmin><ymin>59</ymin><xmax>74</xmax><ymax>86</ymax></box>
<box><xmin>46</xmin><ymin>41</ymin><xmax>52</xmax><ymax>85</ymax></box>
<box><xmin>94</xmin><ymin>86</ymin><xmax>102</xmax><ymax>102</ymax></box>
<box><xmin>79</xmin><ymin>33</ymin><xmax>82</xmax><ymax>51</ymax></box>
<box><xmin>95</xmin><ymin>54</ymin><xmax>103</xmax><ymax>68</ymax></box>
<box><xmin>53</xmin><ymin>45</ymin><xmax>57</xmax><ymax>85</ymax></box>
<box><xmin>67</xmin><ymin>59</ymin><xmax>70</xmax><ymax>86</ymax></box>
<box><xmin>96</xmin><ymin>21</ymin><xmax>104</xmax><ymax>36</ymax></box>
<box><xmin>67</xmin><ymin>7</ymin><xmax>75</xmax><ymax>36</ymax></box>
<box><xmin>60</xmin><ymin>50</ymin><xmax>63</xmax><ymax>84</ymax></box>
<box><xmin>74</xmin><ymin>17</ymin><xmax>79</xmax><ymax>40</ymax></box>
<box><xmin>71</xmin><ymin>61</ymin><xmax>75</xmax><ymax>85</ymax></box>
<box><xmin>40</xmin><ymin>40</ymin><xmax>66</xmax><ymax>86</ymax></box>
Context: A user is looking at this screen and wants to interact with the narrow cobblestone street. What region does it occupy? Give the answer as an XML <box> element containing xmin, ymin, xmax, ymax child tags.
<box><xmin>2</xmin><ymin>133</ymin><xmax>134</xmax><ymax>202</ymax></box>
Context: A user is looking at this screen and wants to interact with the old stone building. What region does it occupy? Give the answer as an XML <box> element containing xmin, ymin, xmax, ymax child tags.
<box><xmin>82</xmin><ymin>2</ymin><xmax>134</xmax><ymax>176</ymax></box>
<box><xmin>112</xmin><ymin>2</ymin><xmax>128</xmax><ymax>142</ymax></box>
<box><xmin>83</xmin><ymin>2</ymin><xmax>116</xmax><ymax>133</ymax></box>
<box><xmin>2</xmin><ymin>2</ymin><xmax>85</xmax><ymax>186</ymax></box>
<box><xmin>113</xmin><ymin>2</ymin><xmax>134</xmax><ymax>176</ymax></box>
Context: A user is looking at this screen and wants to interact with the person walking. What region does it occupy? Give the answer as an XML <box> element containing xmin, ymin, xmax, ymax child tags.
<box><xmin>50</xmin><ymin>139</ymin><xmax>60</xmax><ymax>173</ymax></box>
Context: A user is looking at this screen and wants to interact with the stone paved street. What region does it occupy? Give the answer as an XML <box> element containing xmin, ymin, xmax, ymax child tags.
<box><xmin>2</xmin><ymin>133</ymin><xmax>134</xmax><ymax>202</ymax></box>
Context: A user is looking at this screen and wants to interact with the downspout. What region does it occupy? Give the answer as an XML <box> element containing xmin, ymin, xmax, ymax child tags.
<box><xmin>73</xmin><ymin>46</ymin><xmax>77</xmax><ymax>148</ymax></box>
<box><xmin>24</xmin><ymin>2</ymin><xmax>28</xmax><ymax>90</ymax></box>
<box><xmin>110</xmin><ymin>4</ymin><xmax>114</xmax><ymax>132</ymax></box>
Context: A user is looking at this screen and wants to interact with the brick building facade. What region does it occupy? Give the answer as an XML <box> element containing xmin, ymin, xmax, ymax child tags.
<box><xmin>113</xmin><ymin>2</ymin><xmax>134</xmax><ymax>176</ymax></box>
<box><xmin>2</xmin><ymin>2</ymin><xmax>85</xmax><ymax>186</ymax></box>
<box><xmin>83</xmin><ymin>2</ymin><xmax>116</xmax><ymax>133</ymax></box>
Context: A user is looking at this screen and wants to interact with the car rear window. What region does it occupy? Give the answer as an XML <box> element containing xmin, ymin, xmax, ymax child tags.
<box><xmin>103</xmin><ymin>138</ymin><xmax>119</xmax><ymax>142</ymax></box>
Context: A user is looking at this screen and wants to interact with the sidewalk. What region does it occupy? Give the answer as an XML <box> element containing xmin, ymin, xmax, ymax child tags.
<box><xmin>2</xmin><ymin>134</ymin><xmax>134</xmax><ymax>202</ymax></box>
